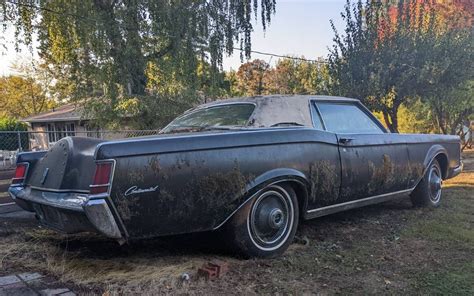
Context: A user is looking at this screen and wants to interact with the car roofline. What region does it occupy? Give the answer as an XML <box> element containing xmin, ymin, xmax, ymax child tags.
<box><xmin>198</xmin><ymin>95</ymin><xmax>360</xmax><ymax>109</ymax></box>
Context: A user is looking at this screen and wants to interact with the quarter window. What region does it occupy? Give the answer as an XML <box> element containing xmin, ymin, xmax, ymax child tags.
<box><xmin>316</xmin><ymin>103</ymin><xmax>384</xmax><ymax>134</ymax></box>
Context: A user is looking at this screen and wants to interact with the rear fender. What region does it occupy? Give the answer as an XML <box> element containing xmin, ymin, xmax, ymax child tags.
<box><xmin>214</xmin><ymin>168</ymin><xmax>309</xmax><ymax>230</ymax></box>
<box><xmin>423</xmin><ymin>145</ymin><xmax>448</xmax><ymax>179</ymax></box>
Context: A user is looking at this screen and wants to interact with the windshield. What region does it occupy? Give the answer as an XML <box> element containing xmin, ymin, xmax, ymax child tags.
<box><xmin>161</xmin><ymin>103</ymin><xmax>255</xmax><ymax>133</ymax></box>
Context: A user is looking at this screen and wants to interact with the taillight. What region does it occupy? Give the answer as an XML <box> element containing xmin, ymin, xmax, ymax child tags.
<box><xmin>11</xmin><ymin>163</ymin><xmax>29</xmax><ymax>185</ymax></box>
<box><xmin>90</xmin><ymin>161</ymin><xmax>114</xmax><ymax>195</ymax></box>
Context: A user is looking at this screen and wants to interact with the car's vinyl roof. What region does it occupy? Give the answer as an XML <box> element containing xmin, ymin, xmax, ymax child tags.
<box><xmin>189</xmin><ymin>95</ymin><xmax>359</xmax><ymax>128</ymax></box>
<box><xmin>199</xmin><ymin>95</ymin><xmax>359</xmax><ymax>108</ymax></box>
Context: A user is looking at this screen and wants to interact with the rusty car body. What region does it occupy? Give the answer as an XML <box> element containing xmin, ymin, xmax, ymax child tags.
<box><xmin>9</xmin><ymin>95</ymin><xmax>462</xmax><ymax>257</ymax></box>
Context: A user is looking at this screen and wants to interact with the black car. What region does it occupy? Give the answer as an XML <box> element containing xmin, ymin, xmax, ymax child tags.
<box><xmin>9</xmin><ymin>95</ymin><xmax>463</xmax><ymax>257</ymax></box>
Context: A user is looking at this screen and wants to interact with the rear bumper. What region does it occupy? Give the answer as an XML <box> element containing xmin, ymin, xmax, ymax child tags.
<box><xmin>8</xmin><ymin>186</ymin><xmax>123</xmax><ymax>240</ymax></box>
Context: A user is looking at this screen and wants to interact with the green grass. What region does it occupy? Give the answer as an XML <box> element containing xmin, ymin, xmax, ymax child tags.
<box><xmin>401</xmin><ymin>175</ymin><xmax>474</xmax><ymax>295</ymax></box>
<box><xmin>413</xmin><ymin>262</ymin><xmax>474</xmax><ymax>295</ymax></box>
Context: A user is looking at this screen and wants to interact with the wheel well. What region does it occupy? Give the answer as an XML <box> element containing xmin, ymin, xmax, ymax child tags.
<box><xmin>435</xmin><ymin>153</ymin><xmax>448</xmax><ymax>179</ymax></box>
<box><xmin>279</xmin><ymin>181</ymin><xmax>308</xmax><ymax>217</ymax></box>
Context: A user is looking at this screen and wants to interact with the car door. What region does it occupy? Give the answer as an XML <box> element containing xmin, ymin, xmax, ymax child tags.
<box><xmin>314</xmin><ymin>101</ymin><xmax>411</xmax><ymax>204</ymax></box>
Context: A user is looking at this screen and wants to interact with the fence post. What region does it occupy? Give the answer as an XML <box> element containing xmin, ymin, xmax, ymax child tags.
<box><xmin>17</xmin><ymin>131</ymin><xmax>23</xmax><ymax>152</ymax></box>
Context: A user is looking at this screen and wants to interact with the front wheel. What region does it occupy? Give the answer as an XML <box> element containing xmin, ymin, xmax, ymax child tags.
<box><xmin>226</xmin><ymin>184</ymin><xmax>299</xmax><ymax>258</ymax></box>
<box><xmin>410</xmin><ymin>159</ymin><xmax>443</xmax><ymax>207</ymax></box>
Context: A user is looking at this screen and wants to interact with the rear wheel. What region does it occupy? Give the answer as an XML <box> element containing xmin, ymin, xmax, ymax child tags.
<box><xmin>226</xmin><ymin>184</ymin><xmax>299</xmax><ymax>258</ymax></box>
<box><xmin>410</xmin><ymin>159</ymin><xmax>443</xmax><ymax>207</ymax></box>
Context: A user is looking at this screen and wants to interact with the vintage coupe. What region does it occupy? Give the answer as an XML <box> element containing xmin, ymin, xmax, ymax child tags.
<box><xmin>9</xmin><ymin>95</ymin><xmax>462</xmax><ymax>257</ymax></box>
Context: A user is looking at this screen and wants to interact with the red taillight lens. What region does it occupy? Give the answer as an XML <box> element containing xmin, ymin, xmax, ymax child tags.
<box><xmin>90</xmin><ymin>162</ymin><xmax>113</xmax><ymax>195</ymax></box>
<box><xmin>12</xmin><ymin>163</ymin><xmax>28</xmax><ymax>185</ymax></box>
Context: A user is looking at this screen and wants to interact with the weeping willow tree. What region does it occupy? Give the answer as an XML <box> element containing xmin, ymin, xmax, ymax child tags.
<box><xmin>1</xmin><ymin>0</ymin><xmax>276</xmax><ymax>128</ymax></box>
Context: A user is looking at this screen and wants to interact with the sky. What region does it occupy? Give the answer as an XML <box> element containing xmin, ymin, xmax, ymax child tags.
<box><xmin>0</xmin><ymin>0</ymin><xmax>348</xmax><ymax>75</ymax></box>
<box><xmin>223</xmin><ymin>0</ymin><xmax>347</xmax><ymax>70</ymax></box>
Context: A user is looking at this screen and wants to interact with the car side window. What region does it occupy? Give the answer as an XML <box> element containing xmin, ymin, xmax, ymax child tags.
<box><xmin>310</xmin><ymin>103</ymin><xmax>324</xmax><ymax>130</ymax></box>
<box><xmin>316</xmin><ymin>102</ymin><xmax>384</xmax><ymax>134</ymax></box>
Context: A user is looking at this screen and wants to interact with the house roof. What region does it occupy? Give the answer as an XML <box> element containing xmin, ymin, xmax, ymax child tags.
<box><xmin>21</xmin><ymin>103</ymin><xmax>86</xmax><ymax>123</ymax></box>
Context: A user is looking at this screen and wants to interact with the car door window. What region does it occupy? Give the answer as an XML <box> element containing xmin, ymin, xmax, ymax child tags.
<box><xmin>316</xmin><ymin>102</ymin><xmax>384</xmax><ymax>134</ymax></box>
<box><xmin>310</xmin><ymin>103</ymin><xmax>324</xmax><ymax>130</ymax></box>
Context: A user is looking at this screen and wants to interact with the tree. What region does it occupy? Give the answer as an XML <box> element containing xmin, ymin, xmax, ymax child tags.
<box><xmin>224</xmin><ymin>69</ymin><xmax>242</xmax><ymax>97</ymax></box>
<box><xmin>0</xmin><ymin>72</ymin><xmax>55</xmax><ymax>118</ymax></box>
<box><xmin>1</xmin><ymin>0</ymin><xmax>277</xmax><ymax>98</ymax></box>
<box><xmin>329</xmin><ymin>0</ymin><xmax>473</xmax><ymax>133</ymax></box>
<box><xmin>236</xmin><ymin>59</ymin><xmax>270</xmax><ymax>96</ymax></box>
<box><xmin>427</xmin><ymin>80</ymin><xmax>474</xmax><ymax>135</ymax></box>
<box><xmin>265</xmin><ymin>58</ymin><xmax>331</xmax><ymax>95</ymax></box>
<box><xmin>415</xmin><ymin>27</ymin><xmax>474</xmax><ymax>135</ymax></box>
<box><xmin>2</xmin><ymin>0</ymin><xmax>278</xmax><ymax>128</ymax></box>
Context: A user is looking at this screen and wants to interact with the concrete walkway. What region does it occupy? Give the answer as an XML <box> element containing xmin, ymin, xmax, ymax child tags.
<box><xmin>0</xmin><ymin>273</ymin><xmax>75</xmax><ymax>296</ymax></box>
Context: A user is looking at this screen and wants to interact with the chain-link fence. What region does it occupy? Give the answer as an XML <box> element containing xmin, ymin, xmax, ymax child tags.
<box><xmin>0</xmin><ymin>130</ymin><xmax>159</xmax><ymax>169</ymax></box>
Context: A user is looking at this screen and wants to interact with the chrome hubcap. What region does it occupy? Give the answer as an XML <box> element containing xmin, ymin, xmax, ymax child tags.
<box><xmin>249</xmin><ymin>188</ymin><xmax>293</xmax><ymax>249</ymax></box>
<box><xmin>428</xmin><ymin>165</ymin><xmax>442</xmax><ymax>203</ymax></box>
<box><xmin>268</xmin><ymin>208</ymin><xmax>284</xmax><ymax>229</ymax></box>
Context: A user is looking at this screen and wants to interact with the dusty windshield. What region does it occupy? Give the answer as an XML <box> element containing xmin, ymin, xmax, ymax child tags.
<box><xmin>161</xmin><ymin>103</ymin><xmax>255</xmax><ymax>133</ymax></box>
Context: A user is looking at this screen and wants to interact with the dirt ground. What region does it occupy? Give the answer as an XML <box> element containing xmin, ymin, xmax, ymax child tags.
<box><xmin>0</xmin><ymin>151</ymin><xmax>473</xmax><ymax>295</ymax></box>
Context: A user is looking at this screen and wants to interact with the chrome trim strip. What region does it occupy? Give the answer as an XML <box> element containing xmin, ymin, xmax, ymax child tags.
<box><xmin>89</xmin><ymin>183</ymin><xmax>111</xmax><ymax>188</ymax></box>
<box><xmin>305</xmin><ymin>188</ymin><xmax>413</xmax><ymax>217</ymax></box>
<box><xmin>9</xmin><ymin>187</ymin><xmax>87</xmax><ymax>212</ymax></box>
<box><xmin>29</xmin><ymin>186</ymin><xmax>90</xmax><ymax>194</ymax></box>
<box><xmin>450</xmin><ymin>163</ymin><xmax>463</xmax><ymax>178</ymax></box>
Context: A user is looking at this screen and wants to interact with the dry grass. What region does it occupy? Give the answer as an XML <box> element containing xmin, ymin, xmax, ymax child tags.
<box><xmin>0</xmin><ymin>228</ymin><xmax>243</xmax><ymax>293</ymax></box>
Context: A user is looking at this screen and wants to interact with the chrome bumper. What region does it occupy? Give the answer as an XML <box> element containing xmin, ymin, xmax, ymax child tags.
<box><xmin>8</xmin><ymin>186</ymin><xmax>123</xmax><ymax>240</ymax></box>
<box><xmin>449</xmin><ymin>162</ymin><xmax>463</xmax><ymax>179</ymax></box>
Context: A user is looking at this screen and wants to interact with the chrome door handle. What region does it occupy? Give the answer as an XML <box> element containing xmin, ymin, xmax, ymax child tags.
<box><xmin>339</xmin><ymin>137</ymin><xmax>354</xmax><ymax>144</ymax></box>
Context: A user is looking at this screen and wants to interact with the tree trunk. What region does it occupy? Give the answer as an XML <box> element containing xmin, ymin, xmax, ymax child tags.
<box><xmin>382</xmin><ymin>108</ymin><xmax>399</xmax><ymax>133</ymax></box>
<box><xmin>434</xmin><ymin>105</ymin><xmax>448</xmax><ymax>134</ymax></box>
<box><xmin>123</xmin><ymin>0</ymin><xmax>146</xmax><ymax>95</ymax></box>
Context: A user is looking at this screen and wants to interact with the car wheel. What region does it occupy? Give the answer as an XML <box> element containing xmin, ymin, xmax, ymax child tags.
<box><xmin>226</xmin><ymin>184</ymin><xmax>299</xmax><ymax>258</ymax></box>
<box><xmin>410</xmin><ymin>159</ymin><xmax>443</xmax><ymax>207</ymax></box>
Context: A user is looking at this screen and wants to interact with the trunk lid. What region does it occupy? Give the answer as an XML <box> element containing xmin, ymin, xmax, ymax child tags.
<box><xmin>27</xmin><ymin>137</ymin><xmax>105</xmax><ymax>192</ymax></box>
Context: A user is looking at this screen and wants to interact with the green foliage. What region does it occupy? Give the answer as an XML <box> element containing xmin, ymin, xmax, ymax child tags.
<box><xmin>0</xmin><ymin>117</ymin><xmax>27</xmax><ymax>131</ymax></box>
<box><xmin>0</xmin><ymin>116</ymin><xmax>28</xmax><ymax>150</ymax></box>
<box><xmin>236</xmin><ymin>59</ymin><xmax>270</xmax><ymax>96</ymax></box>
<box><xmin>417</xmin><ymin>28</ymin><xmax>474</xmax><ymax>134</ymax></box>
<box><xmin>1</xmin><ymin>0</ymin><xmax>277</xmax><ymax>127</ymax></box>
<box><xmin>0</xmin><ymin>73</ymin><xmax>56</xmax><ymax>119</ymax></box>
<box><xmin>233</xmin><ymin>58</ymin><xmax>331</xmax><ymax>96</ymax></box>
<box><xmin>329</xmin><ymin>0</ymin><xmax>473</xmax><ymax>134</ymax></box>
<box><xmin>265</xmin><ymin>58</ymin><xmax>330</xmax><ymax>95</ymax></box>
<box><xmin>374</xmin><ymin>100</ymin><xmax>434</xmax><ymax>134</ymax></box>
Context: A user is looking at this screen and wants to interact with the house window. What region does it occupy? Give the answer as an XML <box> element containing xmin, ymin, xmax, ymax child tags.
<box><xmin>85</xmin><ymin>124</ymin><xmax>101</xmax><ymax>138</ymax></box>
<box><xmin>47</xmin><ymin>123</ymin><xmax>76</xmax><ymax>143</ymax></box>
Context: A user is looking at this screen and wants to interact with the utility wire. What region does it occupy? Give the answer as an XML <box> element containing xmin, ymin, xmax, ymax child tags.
<box><xmin>232</xmin><ymin>47</ymin><xmax>328</xmax><ymax>64</ymax></box>
<box><xmin>5</xmin><ymin>0</ymin><xmax>329</xmax><ymax>64</ymax></box>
